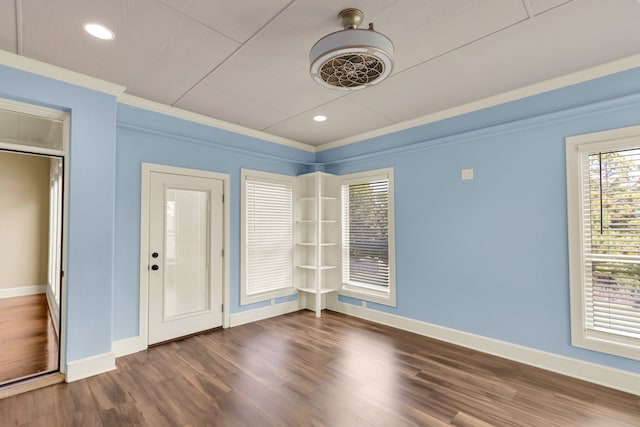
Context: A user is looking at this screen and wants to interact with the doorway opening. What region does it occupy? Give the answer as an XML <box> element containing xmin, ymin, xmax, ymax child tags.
<box><xmin>0</xmin><ymin>150</ymin><xmax>63</xmax><ymax>386</ymax></box>
<box><xmin>0</xmin><ymin>98</ymin><xmax>68</xmax><ymax>387</ymax></box>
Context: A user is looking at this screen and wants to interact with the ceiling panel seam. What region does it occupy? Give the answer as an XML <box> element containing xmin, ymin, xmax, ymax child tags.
<box><xmin>387</xmin><ymin>17</ymin><xmax>529</xmax><ymax>83</ymax></box>
<box><xmin>260</xmin><ymin>92</ymin><xmax>353</xmax><ymax>132</ymax></box>
<box><xmin>152</xmin><ymin>0</ymin><xmax>242</xmax><ymax>45</ymax></box>
<box><xmin>169</xmin><ymin>0</ymin><xmax>296</xmax><ymax>107</ymax></box>
<box><xmin>534</xmin><ymin>1</ymin><xmax>574</xmax><ymax>17</ymax></box>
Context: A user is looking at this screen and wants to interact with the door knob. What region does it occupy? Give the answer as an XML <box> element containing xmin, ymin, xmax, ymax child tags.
<box><xmin>152</xmin><ymin>252</ymin><xmax>159</xmax><ymax>258</ymax></box>
<box><xmin>151</xmin><ymin>265</ymin><xmax>159</xmax><ymax>271</ymax></box>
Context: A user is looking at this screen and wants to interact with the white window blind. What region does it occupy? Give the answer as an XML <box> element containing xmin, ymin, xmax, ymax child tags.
<box><xmin>246</xmin><ymin>178</ymin><xmax>293</xmax><ymax>296</ymax></box>
<box><xmin>341</xmin><ymin>178</ymin><xmax>390</xmax><ymax>289</ymax></box>
<box><xmin>583</xmin><ymin>148</ymin><xmax>640</xmax><ymax>340</ymax></box>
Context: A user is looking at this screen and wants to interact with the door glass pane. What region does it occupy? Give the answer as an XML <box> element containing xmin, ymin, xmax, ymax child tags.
<box><xmin>164</xmin><ymin>188</ymin><xmax>209</xmax><ymax>319</ymax></box>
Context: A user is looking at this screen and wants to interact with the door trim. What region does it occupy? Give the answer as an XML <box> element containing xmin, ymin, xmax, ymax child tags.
<box><xmin>139</xmin><ymin>163</ymin><xmax>230</xmax><ymax>349</ymax></box>
<box><xmin>0</xmin><ymin>97</ymin><xmax>69</xmax><ymax>377</ymax></box>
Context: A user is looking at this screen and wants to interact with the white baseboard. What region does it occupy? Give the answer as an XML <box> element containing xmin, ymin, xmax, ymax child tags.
<box><xmin>112</xmin><ymin>336</ymin><xmax>146</xmax><ymax>358</ymax></box>
<box><xmin>230</xmin><ymin>300</ymin><xmax>300</xmax><ymax>327</ymax></box>
<box><xmin>65</xmin><ymin>352</ymin><xmax>116</xmax><ymax>382</ymax></box>
<box><xmin>330</xmin><ymin>301</ymin><xmax>640</xmax><ymax>396</ymax></box>
<box><xmin>45</xmin><ymin>284</ymin><xmax>60</xmax><ymax>336</ymax></box>
<box><xmin>0</xmin><ymin>284</ymin><xmax>46</xmax><ymax>298</ymax></box>
<box><xmin>112</xmin><ymin>301</ymin><xmax>301</xmax><ymax>358</ymax></box>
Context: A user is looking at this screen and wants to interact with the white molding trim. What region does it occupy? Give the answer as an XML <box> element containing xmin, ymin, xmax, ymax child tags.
<box><xmin>0</xmin><ymin>284</ymin><xmax>46</xmax><ymax>299</ymax></box>
<box><xmin>338</xmin><ymin>168</ymin><xmax>396</xmax><ymax>307</ymax></box>
<box><xmin>240</xmin><ymin>168</ymin><xmax>298</xmax><ymax>306</ymax></box>
<box><xmin>112</xmin><ymin>336</ymin><xmax>146</xmax><ymax>358</ymax></box>
<box><xmin>222</xmin><ymin>173</ymin><xmax>231</xmax><ymax>329</ymax></box>
<box><xmin>45</xmin><ymin>284</ymin><xmax>59</xmax><ymax>337</ymax></box>
<box><xmin>229</xmin><ymin>300</ymin><xmax>300</xmax><ymax>327</ymax></box>
<box><xmin>0</xmin><ymin>49</ymin><xmax>126</xmax><ymax>96</ymax></box>
<box><xmin>3</xmin><ymin>48</ymin><xmax>640</xmax><ymax>153</ymax></box>
<box><xmin>330</xmin><ymin>301</ymin><xmax>640</xmax><ymax>396</ymax></box>
<box><xmin>565</xmin><ymin>127</ymin><xmax>640</xmax><ymax>362</ymax></box>
<box><xmin>119</xmin><ymin>93</ymin><xmax>315</xmax><ymax>153</ymax></box>
<box><xmin>65</xmin><ymin>352</ymin><xmax>116</xmax><ymax>382</ymax></box>
<box><xmin>0</xmin><ymin>96</ymin><xmax>67</xmax><ymax>120</ymax></box>
<box><xmin>316</xmin><ymin>53</ymin><xmax>640</xmax><ymax>152</ymax></box>
<box><xmin>0</xmin><ymin>97</ymin><xmax>70</xmax><ymax>376</ymax></box>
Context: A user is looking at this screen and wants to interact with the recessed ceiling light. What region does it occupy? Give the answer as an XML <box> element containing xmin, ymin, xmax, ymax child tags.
<box><xmin>83</xmin><ymin>22</ymin><xmax>115</xmax><ymax>40</ymax></box>
<box><xmin>313</xmin><ymin>115</ymin><xmax>327</xmax><ymax>122</ymax></box>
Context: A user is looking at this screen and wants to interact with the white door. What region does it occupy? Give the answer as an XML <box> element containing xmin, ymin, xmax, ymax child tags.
<box><xmin>148</xmin><ymin>171</ymin><xmax>224</xmax><ymax>344</ymax></box>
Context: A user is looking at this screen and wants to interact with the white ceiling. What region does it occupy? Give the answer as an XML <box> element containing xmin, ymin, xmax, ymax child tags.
<box><xmin>1</xmin><ymin>0</ymin><xmax>640</xmax><ymax>146</ymax></box>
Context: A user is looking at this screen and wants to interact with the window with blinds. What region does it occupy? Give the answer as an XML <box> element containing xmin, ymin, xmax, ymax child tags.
<box><xmin>584</xmin><ymin>149</ymin><xmax>640</xmax><ymax>340</ymax></box>
<box><xmin>340</xmin><ymin>169</ymin><xmax>395</xmax><ymax>306</ymax></box>
<box><xmin>342</xmin><ymin>179</ymin><xmax>390</xmax><ymax>288</ymax></box>
<box><xmin>567</xmin><ymin>128</ymin><xmax>640</xmax><ymax>361</ymax></box>
<box><xmin>241</xmin><ymin>171</ymin><xmax>295</xmax><ymax>304</ymax></box>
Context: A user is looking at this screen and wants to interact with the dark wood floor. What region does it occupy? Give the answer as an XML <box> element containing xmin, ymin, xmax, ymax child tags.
<box><xmin>2</xmin><ymin>310</ymin><xmax>639</xmax><ymax>426</ymax></box>
<box><xmin>0</xmin><ymin>293</ymin><xmax>58</xmax><ymax>385</ymax></box>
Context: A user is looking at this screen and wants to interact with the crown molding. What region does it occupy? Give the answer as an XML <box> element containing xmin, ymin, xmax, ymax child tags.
<box><xmin>118</xmin><ymin>93</ymin><xmax>315</xmax><ymax>153</ymax></box>
<box><xmin>319</xmin><ymin>91</ymin><xmax>640</xmax><ymax>166</ymax></box>
<box><xmin>0</xmin><ymin>48</ymin><xmax>314</xmax><ymax>153</ymax></box>
<box><xmin>3</xmin><ymin>46</ymin><xmax>640</xmax><ymax>156</ymax></box>
<box><xmin>316</xmin><ymin>53</ymin><xmax>640</xmax><ymax>152</ymax></box>
<box><xmin>0</xmin><ymin>49</ymin><xmax>126</xmax><ymax>96</ymax></box>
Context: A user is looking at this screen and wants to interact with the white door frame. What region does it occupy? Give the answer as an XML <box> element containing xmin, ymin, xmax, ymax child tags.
<box><xmin>0</xmin><ymin>97</ymin><xmax>70</xmax><ymax>375</ymax></box>
<box><xmin>139</xmin><ymin>163</ymin><xmax>230</xmax><ymax>348</ymax></box>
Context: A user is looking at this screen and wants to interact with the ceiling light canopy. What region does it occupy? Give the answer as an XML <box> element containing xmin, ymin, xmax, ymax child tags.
<box><xmin>309</xmin><ymin>8</ymin><xmax>394</xmax><ymax>91</ymax></box>
<box><xmin>83</xmin><ymin>22</ymin><xmax>115</xmax><ymax>40</ymax></box>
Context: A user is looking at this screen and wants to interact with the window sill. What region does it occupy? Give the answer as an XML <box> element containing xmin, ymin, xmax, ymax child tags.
<box><xmin>572</xmin><ymin>329</ymin><xmax>640</xmax><ymax>362</ymax></box>
<box><xmin>340</xmin><ymin>282</ymin><xmax>396</xmax><ymax>307</ymax></box>
<box><xmin>240</xmin><ymin>287</ymin><xmax>297</xmax><ymax>306</ymax></box>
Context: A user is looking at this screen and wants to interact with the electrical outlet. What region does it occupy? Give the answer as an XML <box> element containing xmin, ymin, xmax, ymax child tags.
<box><xmin>461</xmin><ymin>168</ymin><xmax>474</xmax><ymax>180</ymax></box>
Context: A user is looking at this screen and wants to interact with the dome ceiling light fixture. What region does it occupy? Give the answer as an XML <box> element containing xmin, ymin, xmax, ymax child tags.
<box><xmin>309</xmin><ymin>8</ymin><xmax>394</xmax><ymax>91</ymax></box>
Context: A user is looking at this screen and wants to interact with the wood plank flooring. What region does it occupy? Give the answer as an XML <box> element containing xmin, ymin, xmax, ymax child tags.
<box><xmin>0</xmin><ymin>293</ymin><xmax>59</xmax><ymax>386</ymax></box>
<box><xmin>1</xmin><ymin>310</ymin><xmax>639</xmax><ymax>426</ymax></box>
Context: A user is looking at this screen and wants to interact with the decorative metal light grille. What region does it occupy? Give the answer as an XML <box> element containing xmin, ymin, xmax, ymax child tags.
<box><xmin>318</xmin><ymin>53</ymin><xmax>385</xmax><ymax>88</ymax></box>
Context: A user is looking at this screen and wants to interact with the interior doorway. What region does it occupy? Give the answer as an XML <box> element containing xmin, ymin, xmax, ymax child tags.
<box><xmin>0</xmin><ymin>150</ymin><xmax>63</xmax><ymax>385</ymax></box>
<box><xmin>0</xmin><ymin>97</ymin><xmax>68</xmax><ymax>387</ymax></box>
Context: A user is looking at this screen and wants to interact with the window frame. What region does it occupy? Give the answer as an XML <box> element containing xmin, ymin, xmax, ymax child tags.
<box><xmin>566</xmin><ymin>126</ymin><xmax>640</xmax><ymax>361</ymax></box>
<box><xmin>241</xmin><ymin>169</ymin><xmax>297</xmax><ymax>305</ymax></box>
<box><xmin>339</xmin><ymin>167</ymin><xmax>396</xmax><ymax>307</ymax></box>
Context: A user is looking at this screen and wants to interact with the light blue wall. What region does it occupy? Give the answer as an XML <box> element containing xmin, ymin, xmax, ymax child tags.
<box><xmin>0</xmin><ymin>65</ymin><xmax>117</xmax><ymax>362</ymax></box>
<box><xmin>317</xmin><ymin>67</ymin><xmax>640</xmax><ymax>164</ymax></box>
<box><xmin>3</xmin><ymin>62</ymin><xmax>640</xmax><ymax>378</ymax></box>
<box><xmin>113</xmin><ymin>105</ymin><xmax>313</xmax><ymax>340</ymax></box>
<box><xmin>323</xmin><ymin>69</ymin><xmax>640</xmax><ymax>374</ymax></box>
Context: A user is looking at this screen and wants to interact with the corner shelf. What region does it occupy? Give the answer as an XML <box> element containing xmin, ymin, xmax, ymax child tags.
<box><xmin>298</xmin><ymin>265</ymin><xmax>337</xmax><ymax>270</ymax></box>
<box><xmin>295</xmin><ymin>171</ymin><xmax>339</xmax><ymax>317</ymax></box>
<box><xmin>298</xmin><ymin>287</ymin><xmax>336</xmax><ymax>295</ymax></box>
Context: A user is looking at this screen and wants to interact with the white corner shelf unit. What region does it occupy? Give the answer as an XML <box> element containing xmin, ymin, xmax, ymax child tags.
<box><xmin>296</xmin><ymin>172</ymin><xmax>339</xmax><ymax>317</ymax></box>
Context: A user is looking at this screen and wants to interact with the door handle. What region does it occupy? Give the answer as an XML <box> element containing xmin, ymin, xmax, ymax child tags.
<box><xmin>152</xmin><ymin>252</ymin><xmax>159</xmax><ymax>258</ymax></box>
<box><xmin>151</xmin><ymin>265</ymin><xmax>159</xmax><ymax>271</ymax></box>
